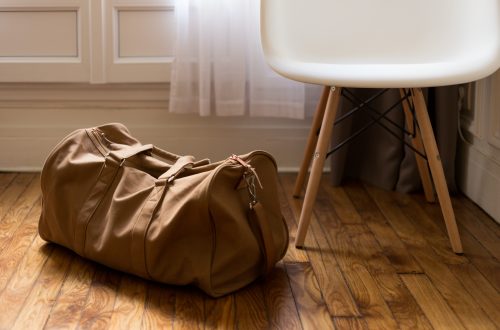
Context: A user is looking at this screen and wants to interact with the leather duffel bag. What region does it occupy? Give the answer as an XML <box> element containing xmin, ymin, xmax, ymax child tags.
<box><xmin>39</xmin><ymin>123</ymin><xmax>288</xmax><ymax>297</ymax></box>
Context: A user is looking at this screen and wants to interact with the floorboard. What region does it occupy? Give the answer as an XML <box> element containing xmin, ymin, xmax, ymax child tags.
<box><xmin>234</xmin><ymin>282</ymin><xmax>268</xmax><ymax>330</ymax></box>
<box><xmin>0</xmin><ymin>172</ymin><xmax>498</xmax><ymax>330</ymax></box>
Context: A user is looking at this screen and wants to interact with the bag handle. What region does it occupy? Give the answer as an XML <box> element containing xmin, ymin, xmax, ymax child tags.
<box><xmin>158</xmin><ymin>155</ymin><xmax>196</xmax><ymax>182</ymax></box>
<box><xmin>109</xmin><ymin>143</ymin><xmax>209</xmax><ymax>170</ymax></box>
<box><xmin>92</xmin><ymin>126</ymin><xmax>210</xmax><ymax>168</ymax></box>
<box><xmin>250</xmin><ymin>201</ymin><xmax>277</xmax><ymax>275</ymax></box>
<box><xmin>152</xmin><ymin>146</ymin><xmax>210</xmax><ymax>168</ymax></box>
<box><xmin>109</xmin><ymin>144</ymin><xmax>154</xmax><ymax>162</ymax></box>
<box><xmin>93</xmin><ymin>124</ymin><xmax>179</xmax><ymax>163</ymax></box>
<box><xmin>151</xmin><ymin>146</ymin><xmax>182</xmax><ymax>163</ymax></box>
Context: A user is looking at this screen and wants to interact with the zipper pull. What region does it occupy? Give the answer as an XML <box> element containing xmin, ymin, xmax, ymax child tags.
<box><xmin>229</xmin><ymin>155</ymin><xmax>263</xmax><ymax>189</ymax></box>
<box><xmin>229</xmin><ymin>154</ymin><xmax>264</xmax><ymax>209</ymax></box>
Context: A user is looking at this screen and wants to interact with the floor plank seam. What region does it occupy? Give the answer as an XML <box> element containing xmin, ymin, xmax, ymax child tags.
<box><xmin>281</xmin><ymin>263</ymin><xmax>307</xmax><ymax>330</ymax></box>
<box><xmin>395</xmin><ymin>271</ymin><xmax>425</xmax><ymax>275</ymax></box>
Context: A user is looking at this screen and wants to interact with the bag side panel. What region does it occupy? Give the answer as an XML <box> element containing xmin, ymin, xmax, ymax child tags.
<box><xmin>39</xmin><ymin>129</ymin><xmax>106</xmax><ymax>252</ymax></box>
<box><xmin>209</xmin><ymin>154</ymin><xmax>288</xmax><ymax>296</ymax></box>
<box><xmin>246</xmin><ymin>153</ymin><xmax>289</xmax><ymax>261</ymax></box>
<box><xmin>208</xmin><ymin>165</ymin><xmax>264</xmax><ymax>297</ymax></box>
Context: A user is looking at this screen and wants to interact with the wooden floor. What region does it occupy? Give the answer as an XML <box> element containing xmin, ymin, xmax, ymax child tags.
<box><xmin>0</xmin><ymin>172</ymin><xmax>499</xmax><ymax>329</ymax></box>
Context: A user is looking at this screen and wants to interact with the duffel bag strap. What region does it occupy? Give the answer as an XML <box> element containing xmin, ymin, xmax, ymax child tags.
<box><xmin>250</xmin><ymin>201</ymin><xmax>277</xmax><ymax>275</ymax></box>
<box><xmin>229</xmin><ymin>154</ymin><xmax>277</xmax><ymax>274</ymax></box>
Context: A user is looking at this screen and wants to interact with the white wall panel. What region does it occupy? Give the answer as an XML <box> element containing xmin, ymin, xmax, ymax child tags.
<box><xmin>104</xmin><ymin>0</ymin><xmax>174</xmax><ymax>83</ymax></box>
<box><xmin>0</xmin><ymin>10</ymin><xmax>78</xmax><ymax>57</ymax></box>
<box><xmin>118</xmin><ymin>9</ymin><xmax>174</xmax><ymax>58</ymax></box>
<box><xmin>0</xmin><ymin>0</ymin><xmax>174</xmax><ymax>83</ymax></box>
<box><xmin>0</xmin><ymin>0</ymin><xmax>90</xmax><ymax>82</ymax></box>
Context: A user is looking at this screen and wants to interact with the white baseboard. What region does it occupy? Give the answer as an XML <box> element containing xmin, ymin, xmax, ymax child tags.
<box><xmin>458</xmin><ymin>141</ymin><xmax>500</xmax><ymax>224</ymax></box>
<box><xmin>457</xmin><ymin>72</ymin><xmax>500</xmax><ymax>224</ymax></box>
<box><xmin>0</xmin><ymin>83</ymin><xmax>325</xmax><ymax>173</ymax></box>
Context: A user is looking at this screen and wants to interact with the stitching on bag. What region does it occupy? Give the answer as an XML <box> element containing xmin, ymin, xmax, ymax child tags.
<box><xmin>79</xmin><ymin>129</ymin><xmax>114</xmax><ymax>252</ymax></box>
<box><xmin>203</xmin><ymin>171</ymin><xmax>220</xmax><ymax>295</ymax></box>
<box><xmin>80</xmin><ymin>161</ymin><xmax>122</xmax><ymax>256</ymax></box>
<box><xmin>207</xmin><ymin>209</ymin><xmax>217</xmax><ymax>296</ymax></box>
<box><xmin>134</xmin><ymin>185</ymin><xmax>163</xmax><ymax>279</ymax></box>
<box><xmin>72</xmin><ymin>130</ymin><xmax>113</xmax><ymax>255</ymax></box>
<box><xmin>129</xmin><ymin>187</ymin><xmax>153</xmax><ymax>277</ymax></box>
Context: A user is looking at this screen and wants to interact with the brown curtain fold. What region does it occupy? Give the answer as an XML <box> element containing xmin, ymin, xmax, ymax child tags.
<box><xmin>330</xmin><ymin>86</ymin><xmax>459</xmax><ymax>194</ymax></box>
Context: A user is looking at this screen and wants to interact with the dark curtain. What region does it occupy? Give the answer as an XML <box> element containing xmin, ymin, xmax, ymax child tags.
<box><xmin>329</xmin><ymin>86</ymin><xmax>459</xmax><ymax>193</ymax></box>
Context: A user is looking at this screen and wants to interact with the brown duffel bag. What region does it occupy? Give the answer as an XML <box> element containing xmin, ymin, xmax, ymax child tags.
<box><xmin>39</xmin><ymin>123</ymin><xmax>288</xmax><ymax>297</ymax></box>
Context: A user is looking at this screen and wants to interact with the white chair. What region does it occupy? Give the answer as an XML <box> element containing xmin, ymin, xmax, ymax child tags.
<box><xmin>260</xmin><ymin>0</ymin><xmax>500</xmax><ymax>254</ymax></box>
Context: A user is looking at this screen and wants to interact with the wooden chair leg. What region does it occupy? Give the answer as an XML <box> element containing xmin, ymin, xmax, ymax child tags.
<box><xmin>293</xmin><ymin>85</ymin><xmax>330</xmax><ymax>197</ymax></box>
<box><xmin>399</xmin><ymin>88</ymin><xmax>436</xmax><ymax>203</ymax></box>
<box><xmin>296</xmin><ymin>86</ymin><xmax>342</xmax><ymax>248</ymax></box>
<box><xmin>411</xmin><ymin>88</ymin><xmax>463</xmax><ymax>253</ymax></box>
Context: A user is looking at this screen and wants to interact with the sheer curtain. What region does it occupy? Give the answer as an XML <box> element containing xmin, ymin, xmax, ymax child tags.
<box><xmin>169</xmin><ymin>0</ymin><xmax>306</xmax><ymax>119</ymax></box>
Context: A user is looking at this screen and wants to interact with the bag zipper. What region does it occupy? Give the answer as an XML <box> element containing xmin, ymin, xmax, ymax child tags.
<box><xmin>89</xmin><ymin>128</ymin><xmax>110</xmax><ymax>156</ymax></box>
